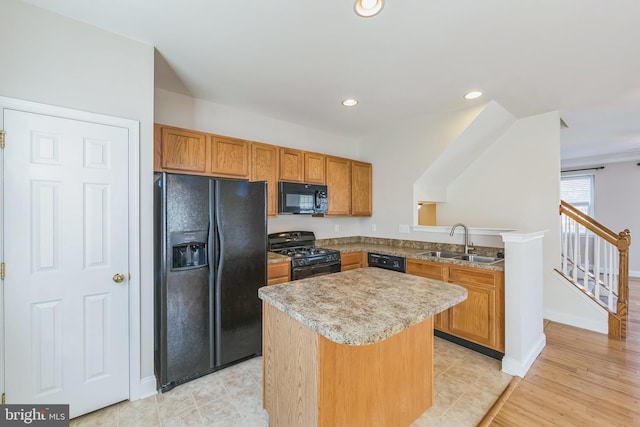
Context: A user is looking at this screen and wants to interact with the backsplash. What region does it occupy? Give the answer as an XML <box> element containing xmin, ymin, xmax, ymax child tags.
<box><xmin>315</xmin><ymin>236</ymin><xmax>504</xmax><ymax>257</ymax></box>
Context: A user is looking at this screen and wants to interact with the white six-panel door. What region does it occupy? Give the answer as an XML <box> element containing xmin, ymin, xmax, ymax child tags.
<box><xmin>3</xmin><ymin>109</ymin><xmax>130</xmax><ymax>417</ymax></box>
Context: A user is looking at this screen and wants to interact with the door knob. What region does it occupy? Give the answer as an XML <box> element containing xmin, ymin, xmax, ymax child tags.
<box><xmin>112</xmin><ymin>273</ymin><xmax>125</xmax><ymax>283</ymax></box>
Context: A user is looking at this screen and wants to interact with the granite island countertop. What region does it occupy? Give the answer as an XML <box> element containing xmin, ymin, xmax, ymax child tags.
<box><xmin>258</xmin><ymin>267</ymin><xmax>467</xmax><ymax>346</ymax></box>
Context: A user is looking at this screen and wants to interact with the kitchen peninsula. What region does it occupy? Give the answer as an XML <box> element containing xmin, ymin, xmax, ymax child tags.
<box><xmin>258</xmin><ymin>267</ymin><xmax>467</xmax><ymax>427</ymax></box>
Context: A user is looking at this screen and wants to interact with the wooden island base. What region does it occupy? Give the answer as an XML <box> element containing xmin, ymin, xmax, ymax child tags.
<box><xmin>263</xmin><ymin>303</ymin><xmax>434</xmax><ymax>427</ymax></box>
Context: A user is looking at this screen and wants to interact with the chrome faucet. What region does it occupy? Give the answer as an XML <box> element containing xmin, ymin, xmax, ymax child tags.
<box><xmin>450</xmin><ymin>223</ymin><xmax>470</xmax><ymax>254</ymax></box>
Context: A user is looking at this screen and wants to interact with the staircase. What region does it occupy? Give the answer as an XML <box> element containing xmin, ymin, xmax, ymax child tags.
<box><xmin>558</xmin><ymin>200</ymin><xmax>631</xmax><ymax>338</ymax></box>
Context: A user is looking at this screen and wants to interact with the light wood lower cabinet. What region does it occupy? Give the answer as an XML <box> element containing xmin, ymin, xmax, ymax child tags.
<box><xmin>263</xmin><ymin>303</ymin><xmax>434</xmax><ymax>427</ymax></box>
<box><xmin>406</xmin><ymin>260</ymin><xmax>449</xmax><ymax>331</ymax></box>
<box><xmin>407</xmin><ymin>259</ymin><xmax>504</xmax><ymax>352</ymax></box>
<box><xmin>340</xmin><ymin>252</ymin><xmax>367</xmax><ymax>271</ymax></box>
<box><xmin>267</xmin><ymin>262</ymin><xmax>291</xmax><ymax>285</ymax></box>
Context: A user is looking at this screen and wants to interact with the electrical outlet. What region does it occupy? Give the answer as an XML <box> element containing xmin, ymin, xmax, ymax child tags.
<box><xmin>399</xmin><ymin>224</ymin><xmax>410</xmax><ymax>233</ymax></box>
<box><xmin>334</xmin><ymin>224</ymin><xmax>339</xmax><ymax>233</ymax></box>
<box><xmin>371</xmin><ymin>224</ymin><xmax>377</xmax><ymax>232</ymax></box>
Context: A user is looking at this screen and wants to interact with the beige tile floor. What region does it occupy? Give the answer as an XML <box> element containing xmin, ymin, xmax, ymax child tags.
<box><xmin>71</xmin><ymin>337</ymin><xmax>512</xmax><ymax>427</ymax></box>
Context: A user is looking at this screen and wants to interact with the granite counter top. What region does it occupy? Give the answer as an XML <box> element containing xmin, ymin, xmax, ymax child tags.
<box><xmin>268</xmin><ymin>251</ymin><xmax>290</xmax><ymax>264</ymax></box>
<box><xmin>258</xmin><ymin>267</ymin><xmax>467</xmax><ymax>346</ymax></box>
<box><xmin>321</xmin><ymin>243</ymin><xmax>504</xmax><ymax>271</ymax></box>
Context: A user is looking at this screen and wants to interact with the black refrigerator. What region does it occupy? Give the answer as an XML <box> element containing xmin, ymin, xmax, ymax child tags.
<box><xmin>154</xmin><ymin>172</ymin><xmax>267</xmax><ymax>392</ymax></box>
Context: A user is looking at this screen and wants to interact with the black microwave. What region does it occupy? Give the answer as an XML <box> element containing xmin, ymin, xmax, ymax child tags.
<box><xmin>278</xmin><ymin>182</ymin><xmax>328</xmax><ymax>214</ymax></box>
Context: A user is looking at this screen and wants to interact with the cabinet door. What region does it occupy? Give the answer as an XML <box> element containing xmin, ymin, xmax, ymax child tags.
<box><xmin>326</xmin><ymin>156</ymin><xmax>351</xmax><ymax>216</ymax></box>
<box><xmin>251</xmin><ymin>142</ymin><xmax>279</xmax><ymax>217</ymax></box>
<box><xmin>304</xmin><ymin>152</ymin><xmax>326</xmax><ymax>184</ymax></box>
<box><xmin>447</xmin><ymin>282</ymin><xmax>496</xmax><ymax>349</ymax></box>
<box><xmin>406</xmin><ymin>259</ymin><xmax>449</xmax><ymax>331</ymax></box>
<box><xmin>279</xmin><ymin>148</ymin><xmax>304</xmax><ymax>182</ymax></box>
<box><xmin>268</xmin><ymin>262</ymin><xmax>291</xmax><ymax>285</ymax></box>
<box><xmin>157</xmin><ymin>125</ymin><xmax>207</xmax><ymax>174</ymax></box>
<box><xmin>447</xmin><ymin>266</ymin><xmax>503</xmax><ymax>351</ymax></box>
<box><xmin>351</xmin><ymin>161</ymin><xmax>372</xmax><ymax>216</ymax></box>
<box><xmin>340</xmin><ymin>252</ymin><xmax>365</xmax><ymax>271</ymax></box>
<box><xmin>209</xmin><ymin>135</ymin><xmax>249</xmax><ymax>178</ymax></box>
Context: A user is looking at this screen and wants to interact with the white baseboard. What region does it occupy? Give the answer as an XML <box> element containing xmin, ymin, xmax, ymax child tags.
<box><xmin>136</xmin><ymin>376</ymin><xmax>158</xmax><ymax>400</ymax></box>
<box><xmin>544</xmin><ymin>309</ymin><xmax>608</xmax><ymax>334</ymax></box>
<box><xmin>630</xmin><ymin>270</ymin><xmax>640</xmax><ymax>278</ymax></box>
<box><xmin>502</xmin><ymin>333</ymin><xmax>546</xmax><ymax>378</ymax></box>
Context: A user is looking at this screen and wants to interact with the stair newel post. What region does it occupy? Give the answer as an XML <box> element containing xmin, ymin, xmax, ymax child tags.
<box><xmin>615</xmin><ymin>230</ymin><xmax>631</xmax><ymax>339</ymax></box>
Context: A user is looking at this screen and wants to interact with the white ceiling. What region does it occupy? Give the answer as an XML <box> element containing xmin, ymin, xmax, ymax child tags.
<box><xmin>21</xmin><ymin>0</ymin><xmax>640</xmax><ymax>164</ymax></box>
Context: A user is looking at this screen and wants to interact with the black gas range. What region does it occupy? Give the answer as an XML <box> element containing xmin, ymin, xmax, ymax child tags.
<box><xmin>268</xmin><ymin>231</ymin><xmax>341</xmax><ymax>280</ymax></box>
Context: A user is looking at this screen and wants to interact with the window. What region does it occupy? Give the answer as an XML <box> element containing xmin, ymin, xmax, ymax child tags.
<box><xmin>560</xmin><ymin>174</ymin><xmax>594</xmax><ymax>216</ymax></box>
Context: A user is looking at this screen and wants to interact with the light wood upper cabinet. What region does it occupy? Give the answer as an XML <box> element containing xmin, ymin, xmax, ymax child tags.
<box><xmin>351</xmin><ymin>161</ymin><xmax>372</xmax><ymax>216</ymax></box>
<box><xmin>304</xmin><ymin>152</ymin><xmax>326</xmax><ymax>184</ymax></box>
<box><xmin>326</xmin><ymin>156</ymin><xmax>351</xmax><ymax>216</ymax></box>
<box><xmin>154</xmin><ymin>123</ymin><xmax>373</xmax><ymax>217</ymax></box>
<box><xmin>251</xmin><ymin>142</ymin><xmax>279</xmax><ymax>217</ymax></box>
<box><xmin>209</xmin><ymin>135</ymin><xmax>249</xmax><ymax>179</ymax></box>
<box><xmin>155</xmin><ymin>124</ymin><xmax>207</xmax><ymax>174</ymax></box>
<box><xmin>279</xmin><ymin>148</ymin><xmax>304</xmax><ymax>182</ymax></box>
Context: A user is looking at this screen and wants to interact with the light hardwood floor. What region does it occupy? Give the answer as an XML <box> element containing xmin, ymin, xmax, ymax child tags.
<box><xmin>490</xmin><ymin>278</ymin><xmax>640</xmax><ymax>426</ymax></box>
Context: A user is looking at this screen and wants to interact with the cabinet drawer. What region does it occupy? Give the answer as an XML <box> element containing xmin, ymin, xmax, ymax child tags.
<box><xmin>449</xmin><ymin>266</ymin><xmax>497</xmax><ymax>288</ymax></box>
<box><xmin>406</xmin><ymin>259</ymin><xmax>447</xmax><ymax>281</ymax></box>
<box><xmin>268</xmin><ymin>262</ymin><xmax>290</xmax><ymax>285</ymax></box>
<box><xmin>341</xmin><ymin>252</ymin><xmax>365</xmax><ymax>271</ymax></box>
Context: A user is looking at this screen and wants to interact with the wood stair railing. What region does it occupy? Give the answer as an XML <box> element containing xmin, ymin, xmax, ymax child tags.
<box><xmin>558</xmin><ymin>200</ymin><xmax>631</xmax><ymax>338</ymax></box>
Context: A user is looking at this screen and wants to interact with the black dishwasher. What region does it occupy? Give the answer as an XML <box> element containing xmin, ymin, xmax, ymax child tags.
<box><xmin>368</xmin><ymin>253</ymin><xmax>406</xmax><ymax>273</ymax></box>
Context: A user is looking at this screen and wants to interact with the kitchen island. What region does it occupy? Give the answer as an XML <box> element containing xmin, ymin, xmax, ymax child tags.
<box><xmin>258</xmin><ymin>267</ymin><xmax>467</xmax><ymax>427</ymax></box>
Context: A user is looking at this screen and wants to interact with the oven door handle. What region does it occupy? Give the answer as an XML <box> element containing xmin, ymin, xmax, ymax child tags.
<box><xmin>294</xmin><ymin>261</ymin><xmax>340</xmax><ymax>271</ymax></box>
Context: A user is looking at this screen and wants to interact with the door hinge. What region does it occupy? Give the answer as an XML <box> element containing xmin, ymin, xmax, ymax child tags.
<box><xmin>2</xmin><ymin>392</ymin><xmax>5</xmax><ymax>404</ymax></box>
<box><xmin>0</xmin><ymin>130</ymin><xmax>5</xmax><ymax>149</ymax></box>
<box><xmin>1</xmin><ymin>263</ymin><xmax>5</xmax><ymax>280</ymax></box>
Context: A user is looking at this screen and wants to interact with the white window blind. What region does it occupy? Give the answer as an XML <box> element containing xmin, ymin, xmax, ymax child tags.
<box><xmin>561</xmin><ymin>174</ymin><xmax>594</xmax><ymax>216</ymax></box>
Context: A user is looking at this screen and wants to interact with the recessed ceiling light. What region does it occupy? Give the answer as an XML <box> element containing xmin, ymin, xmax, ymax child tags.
<box><xmin>355</xmin><ymin>0</ymin><xmax>384</xmax><ymax>17</ymax></box>
<box><xmin>464</xmin><ymin>91</ymin><xmax>483</xmax><ymax>100</ymax></box>
<box><xmin>342</xmin><ymin>98</ymin><xmax>358</xmax><ymax>107</ymax></box>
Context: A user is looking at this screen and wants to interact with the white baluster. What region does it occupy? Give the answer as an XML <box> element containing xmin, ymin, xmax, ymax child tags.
<box><xmin>562</xmin><ymin>215</ymin><xmax>569</xmax><ymax>274</ymax></box>
<box><xmin>608</xmin><ymin>244</ymin><xmax>615</xmax><ymax>312</ymax></box>
<box><xmin>583</xmin><ymin>230</ymin><xmax>590</xmax><ymax>292</ymax></box>
<box><xmin>573</xmin><ymin>222</ymin><xmax>579</xmax><ymax>284</ymax></box>
<box><xmin>594</xmin><ymin>236</ymin><xmax>601</xmax><ymax>301</ymax></box>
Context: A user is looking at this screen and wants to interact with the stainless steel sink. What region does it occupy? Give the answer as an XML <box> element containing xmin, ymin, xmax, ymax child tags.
<box><xmin>418</xmin><ymin>251</ymin><xmax>463</xmax><ymax>258</ymax></box>
<box><xmin>418</xmin><ymin>251</ymin><xmax>503</xmax><ymax>264</ymax></box>
<box><xmin>456</xmin><ymin>254</ymin><xmax>502</xmax><ymax>264</ymax></box>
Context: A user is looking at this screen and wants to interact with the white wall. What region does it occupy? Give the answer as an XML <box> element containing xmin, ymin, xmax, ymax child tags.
<box><xmin>358</xmin><ymin>105</ymin><xmax>488</xmax><ymax>243</ymax></box>
<box><xmin>1</xmin><ymin>0</ymin><xmax>155</xmax><ymax>395</ymax></box>
<box><xmin>437</xmin><ymin>112</ymin><xmax>603</xmax><ymax>330</ymax></box>
<box><xmin>593</xmin><ymin>161</ymin><xmax>640</xmax><ymax>275</ymax></box>
<box><xmin>154</xmin><ymin>88</ymin><xmax>364</xmax><ymax>238</ymax></box>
